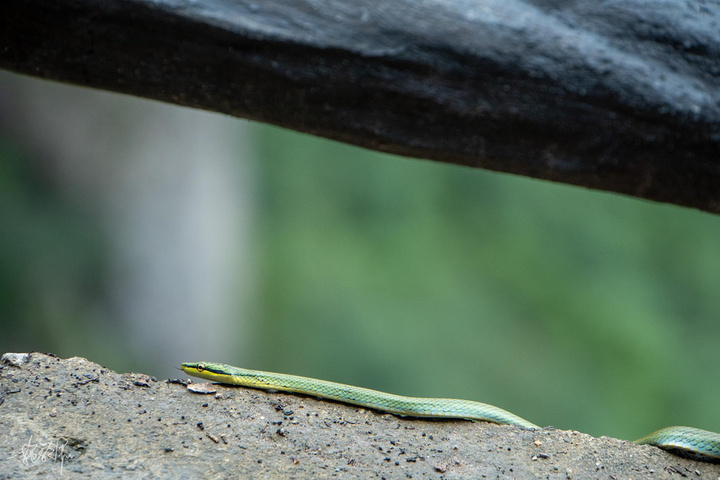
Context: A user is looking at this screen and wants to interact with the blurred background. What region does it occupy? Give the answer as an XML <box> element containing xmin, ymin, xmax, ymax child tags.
<box><xmin>1</xmin><ymin>70</ymin><xmax>719</xmax><ymax>443</ymax></box>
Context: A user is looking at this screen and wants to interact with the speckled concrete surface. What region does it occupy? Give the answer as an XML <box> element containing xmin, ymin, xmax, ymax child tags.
<box><xmin>1</xmin><ymin>353</ymin><xmax>718</xmax><ymax>479</ymax></box>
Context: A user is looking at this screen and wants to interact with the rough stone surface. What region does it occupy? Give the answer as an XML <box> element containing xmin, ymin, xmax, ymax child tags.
<box><xmin>1</xmin><ymin>352</ymin><xmax>718</xmax><ymax>478</ymax></box>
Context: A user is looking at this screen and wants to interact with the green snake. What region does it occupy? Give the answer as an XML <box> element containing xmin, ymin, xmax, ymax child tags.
<box><xmin>181</xmin><ymin>362</ymin><xmax>720</xmax><ymax>462</ymax></box>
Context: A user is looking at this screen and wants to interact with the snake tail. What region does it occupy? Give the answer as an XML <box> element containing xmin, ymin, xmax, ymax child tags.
<box><xmin>635</xmin><ymin>426</ymin><xmax>720</xmax><ymax>462</ymax></box>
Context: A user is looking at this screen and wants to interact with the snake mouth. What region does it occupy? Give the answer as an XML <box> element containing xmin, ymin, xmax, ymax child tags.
<box><xmin>181</xmin><ymin>362</ymin><xmax>221</xmax><ymax>375</ymax></box>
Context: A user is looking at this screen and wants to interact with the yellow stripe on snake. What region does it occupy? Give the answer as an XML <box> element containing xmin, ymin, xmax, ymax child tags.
<box><xmin>181</xmin><ymin>362</ymin><xmax>720</xmax><ymax>463</ymax></box>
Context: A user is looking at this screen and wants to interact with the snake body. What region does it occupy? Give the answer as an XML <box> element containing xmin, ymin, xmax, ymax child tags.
<box><xmin>181</xmin><ymin>362</ymin><xmax>720</xmax><ymax>462</ymax></box>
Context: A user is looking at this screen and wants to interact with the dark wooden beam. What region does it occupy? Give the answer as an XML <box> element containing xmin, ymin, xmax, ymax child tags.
<box><xmin>2</xmin><ymin>0</ymin><xmax>719</xmax><ymax>213</ymax></box>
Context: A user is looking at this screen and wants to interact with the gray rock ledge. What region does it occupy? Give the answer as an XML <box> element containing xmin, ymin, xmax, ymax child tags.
<box><xmin>1</xmin><ymin>352</ymin><xmax>718</xmax><ymax>479</ymax></box>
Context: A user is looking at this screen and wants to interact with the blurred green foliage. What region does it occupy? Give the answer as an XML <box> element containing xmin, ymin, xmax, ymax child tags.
<box><xmin>1</xmin><ymin>117</ymin><xmax>719</xmax><ymax>443</ymax></box>
<box><xmin>251</xmin><ymin>124</ymin><xmax>720</xmax><ymax>441</ymax></box>
<box><xmin>0</xmin><ymin>138</ymin><xmax>115</xmax><ymax>359</ymax></box>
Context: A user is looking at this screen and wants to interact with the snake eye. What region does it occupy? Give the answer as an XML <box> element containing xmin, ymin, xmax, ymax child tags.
<box><xmin>197</xmin><ymin>363</ymin><xmax>206</xmax><ymax>372</ymax></box>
